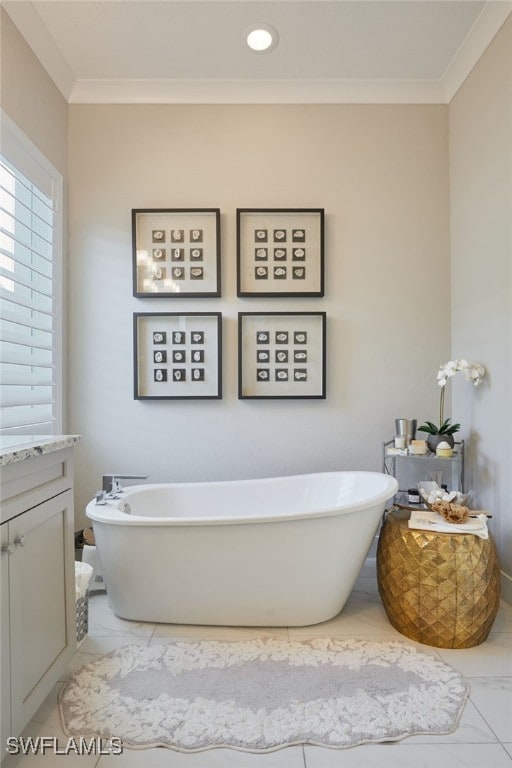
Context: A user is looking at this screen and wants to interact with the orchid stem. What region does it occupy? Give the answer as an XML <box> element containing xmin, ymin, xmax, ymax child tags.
<box><xmin>440</xmin><ymin>385</ymin><xmax>445</xmax><ymax>428</ymax></box>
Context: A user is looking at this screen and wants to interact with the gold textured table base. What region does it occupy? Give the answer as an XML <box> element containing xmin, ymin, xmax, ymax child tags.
<box><xmin>377</xmin><ymin>511</ymin><xmax>500</xmax><ymax>648</ymax></box>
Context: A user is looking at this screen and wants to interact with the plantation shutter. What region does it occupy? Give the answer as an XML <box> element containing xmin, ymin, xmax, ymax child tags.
<box><xmin>0</xmin><ymin>114</ymin><xmax>62</xmax><ymax>435</ymax></box>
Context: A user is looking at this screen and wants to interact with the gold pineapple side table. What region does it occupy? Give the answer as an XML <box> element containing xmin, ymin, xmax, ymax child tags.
<box><xmin>377</xmin><ymin>510</ymin><xmax>500</xmax><ymax>649</ymax></box>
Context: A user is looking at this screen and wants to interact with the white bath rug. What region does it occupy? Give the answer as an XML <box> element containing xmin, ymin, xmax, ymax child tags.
<box><xmin>59</xmin><ymin>638</ymin><xmax>468</xmax><ymax>752</ymax></box>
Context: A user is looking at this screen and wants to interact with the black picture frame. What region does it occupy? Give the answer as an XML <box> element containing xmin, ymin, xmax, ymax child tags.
<box><xmin>238</xmin><ymin>312</ymin><xmax>326</xmax><ymax>399</ymax></box>
<box><xmin>132</xmin><ymin>209</ymin><xmax>221</xmax><ymax>297</ymax></box>
<box><xmin>237</xmin><ymin>209</ymin><xmax>324</xmax><ymax>297</ymax></box>
<box><xmin>134</xmin><ymin>313</ymin><xmax>222</xmax><ymax>399</ymax></box>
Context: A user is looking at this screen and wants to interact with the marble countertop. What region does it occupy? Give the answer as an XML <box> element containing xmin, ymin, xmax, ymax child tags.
<box><xmin>0</xmin><ymin>435</ymin><xmax>81</xmax><ymax>467</ymax></box>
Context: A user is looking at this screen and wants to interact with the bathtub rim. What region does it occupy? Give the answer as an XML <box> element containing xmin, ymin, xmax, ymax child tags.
<box><xmin>86</xmin><ymin>470</ymin><xmax>398</xmax><ymax>527</ymax></box>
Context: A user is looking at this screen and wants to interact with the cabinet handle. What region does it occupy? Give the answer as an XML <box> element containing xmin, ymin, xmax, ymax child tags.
<box><xmin>14</xmin><ymin>536</ymin><xmax>27</xmax><ymax>547</ymax></box>
<box><xmin>1</xmin><ymin>544</ymin><xmax>14</xmax><ymax>556</ymax></box>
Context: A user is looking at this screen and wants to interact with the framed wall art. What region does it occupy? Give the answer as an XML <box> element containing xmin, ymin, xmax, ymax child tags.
<box><xmin>134</xmin><ymin>312</ymin><xmax>222</xmax><ymax>399</ymax></box>
<box><xmin>237</xmin><ymin>209</ymin><xmax>324</xmax><ymax>297</ymax></box>
<box><xmin>238</xmin><ymin>312</ymin><xmax>326</xmax><ymax>399</ymax></box>
<box><xmin>132</xmin><ymin>209</ymin><xmax>221</xmax><ymax>297</ymax></box>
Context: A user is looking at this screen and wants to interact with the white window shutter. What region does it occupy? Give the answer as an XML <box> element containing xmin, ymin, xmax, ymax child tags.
<box><xmin>0</xmin><ymin>113</ymin><xmax>63</xmax><ymax>435</ymax></box>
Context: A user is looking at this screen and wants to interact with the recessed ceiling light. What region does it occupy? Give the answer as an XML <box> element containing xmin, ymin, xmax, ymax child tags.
<box><xmin>245</xmin><ymin>23</ymin><xmax>279</xmax><ymax>54</ymax></box>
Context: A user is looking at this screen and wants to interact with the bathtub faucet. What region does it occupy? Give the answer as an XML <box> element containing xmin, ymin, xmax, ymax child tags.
<box><xmin>102</xmin><ymin>474</ymin><xmax>148</xmax><ymax>495</ymax></box>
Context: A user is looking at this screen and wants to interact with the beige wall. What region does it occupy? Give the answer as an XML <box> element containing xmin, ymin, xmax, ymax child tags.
<box><xmin>1</xmin><ymin>8</ymin><xmax>69</xmax><ymax>433</ymax></box>
<box><xmin>0</xmin><ymin>8</ymin><xmax>68</xmax><ymax>176</ymax></box>
<box><xmin>449</xmin><ymin>16</ymin><xmax>512</xmax><ymax>599</ymax></box>
<box><xmin>5</xmin><ymin>3</ymin><xmax>510</xmax><ymax>596</ymax></box>
<box><xmin>68</xmin><ymin>103</ymin><xmax>451</xmax><ymax>524</ymax></box>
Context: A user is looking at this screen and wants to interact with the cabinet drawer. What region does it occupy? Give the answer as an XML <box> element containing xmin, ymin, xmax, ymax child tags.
<box><xmin>0</xmin><ymin>449</ymin><xmax>74</xmax><ymax>524</ymax></box>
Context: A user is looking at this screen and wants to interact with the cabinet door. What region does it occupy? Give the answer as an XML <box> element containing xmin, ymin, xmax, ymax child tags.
<box><xmin>1</xmin><ymin>523</ymin><xmax>11</xmax><ymax>751</ymax></box>
<box><xmin>8</xmin><ymin>491</ymin><xmax>75</xmax><ymax>735</ymax></box>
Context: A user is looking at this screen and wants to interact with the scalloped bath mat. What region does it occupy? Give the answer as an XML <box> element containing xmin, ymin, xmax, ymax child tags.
<box><xmin>59</xmin><ymin>638</ymin><xmax>468</xmax><ymax>752</ymax></box>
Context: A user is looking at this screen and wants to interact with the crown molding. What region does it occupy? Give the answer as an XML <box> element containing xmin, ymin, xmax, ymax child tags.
<box><xmin>4</xmin><ymin>1</ymin><xmax>511</xmax><ymax>105</ymax></box>
<box><xmin>442</xmin><ymin>1</ymin><xmax>512</xmax><ymax>101</ymax></box>
<box><xmin>69</xmin><ymin>78</ymin><xmax>447</xmax><ymax>105</ymax></box>
<box><xmin>2</xmin><ymin>1</ymin><xmax>75</xmax><ymax>100</ymax></box>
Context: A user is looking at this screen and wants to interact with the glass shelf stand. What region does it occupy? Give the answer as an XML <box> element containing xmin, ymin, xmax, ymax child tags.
<box><xmin>382</xmin><ymin>439</ymin><xmax>465</xmax><ymax>506</ymax></box>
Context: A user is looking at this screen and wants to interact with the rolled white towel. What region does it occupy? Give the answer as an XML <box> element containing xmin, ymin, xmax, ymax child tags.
<box><xmin>75</xmin><ymin>560</ymin><xmax>93</xmax><ymax>599</ymax></box>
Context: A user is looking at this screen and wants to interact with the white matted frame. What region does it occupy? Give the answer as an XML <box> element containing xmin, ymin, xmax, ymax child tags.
<box><xmin>238</xmin><ymin>312</ymin><xmax>326</xmax><ymax>399</ymax></box>
<box><xmin>132</xmin><ymin>209</ymin><xmax>221</xmax><ymax>297</ymax></box>
<box><xmin>134</xmin><ymin>313</ymin><xmax>222</xmax><ymax>399</ymax></box>
<box><xmin>237</xmin><ymin>209</ymin><xmax>324</xmax><ymax>297</ymax></box>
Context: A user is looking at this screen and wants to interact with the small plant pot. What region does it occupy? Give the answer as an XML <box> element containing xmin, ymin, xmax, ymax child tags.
<box><xmin>426</xmin><ymin>433</ymin><xmax>455</xmax><ymax>453</ymax></box>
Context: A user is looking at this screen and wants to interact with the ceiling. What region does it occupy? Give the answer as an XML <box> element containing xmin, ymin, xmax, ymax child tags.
<box><xmin>3</xmin><ymin>1</ymin><xmax>511</xmax><ymax>103</ymax></box>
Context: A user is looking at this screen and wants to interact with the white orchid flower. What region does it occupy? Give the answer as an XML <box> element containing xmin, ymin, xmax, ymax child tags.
<box><xmin>422</xmin><ymin>358</ymin><xmax>486</xmax><ymax>436</ymax></box>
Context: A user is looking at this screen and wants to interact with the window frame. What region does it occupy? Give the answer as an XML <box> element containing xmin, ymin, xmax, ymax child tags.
<box><xmin>0</xmin><ymin>110</ymin><xmax>63</xmax><ymax>435</ymax></box>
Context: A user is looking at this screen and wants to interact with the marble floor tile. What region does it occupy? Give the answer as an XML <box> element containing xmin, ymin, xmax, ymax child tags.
<box><xmin>87</xmin><ymin>593</ymin><xmax>155</xmax><ymax>636</ymax></box>
<box><xmin>303</xmin><ymin>742</ymin><xmax>512</xmax><ymax>767</ymax></box>
<box><xmin>435</xmin><ymin>633</ymin><xmax>512</xmax><ymax>677</ymax></box>
<box><xmin>403</xmin><ymin>697</ymin><xmax>499</xmax><ymax>744</ymax></box>
<box><xmin>8</xmin><ymin>585</ymin><xmax>511</xmax><ymax>768</ymax></box>
<box><xmin>2</xmin><ymin>747</ymin><xmax>101</xmax><ymax>767</ymax></box>
<box><xmin>151</xmin><ymin>624</ymin><xmax>289</xmax><ymax>641</ymax></box>
<box><xmin>97</xmin><ymin>745</ymin><xmax>306</xmax><ymax>767</ymax></box>
<box><xmin>3</xmin><ymin>691</ymin><xmax>100</xmax><ymax>768</ymax></box>
<box><xmin>490</xmin><ymin>601</ymin><xmax>512</xmax><ymax>634</ymax></box>
<box><xmin>77</xmin><ymin>633</ymin><xmax>151</xmax><ymax>655</ymax></box>
<box><xmin>288</xmin><ymin>598</ymin><xmax>406</xmax><ymax>640</ymax></box>
<box><xmin>468</xmin><ymin>677</ymin><xmax>512</xmax><ymax>742</ymax></box>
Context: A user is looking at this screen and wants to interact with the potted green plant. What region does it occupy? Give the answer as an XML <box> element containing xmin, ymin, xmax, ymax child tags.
<box><xmin>418</xmin><ymin>418</ymin><xmax>461</xmax><ymax>453</ymax></box>
<box><xmin>418</xmin><ymin>359</ymin><xmax>485</xmax><ymax>453</ymax></box>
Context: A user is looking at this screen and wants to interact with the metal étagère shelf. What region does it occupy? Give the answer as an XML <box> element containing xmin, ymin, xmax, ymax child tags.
<box><xmin>382</xmin><ymin>439</ymin><xmax>465</xmax><ymax>504</ymax></box>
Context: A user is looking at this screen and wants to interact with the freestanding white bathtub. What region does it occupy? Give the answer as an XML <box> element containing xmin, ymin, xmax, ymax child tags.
<box><xmin>86</xmin><ymin>471</ymin><xmax>398</xmax><ymax>627</ymax></box>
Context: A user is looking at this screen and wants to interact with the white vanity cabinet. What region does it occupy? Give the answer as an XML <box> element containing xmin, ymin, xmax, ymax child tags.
<box><xmin>1</xmin><ymin>443</ymin><xmax>78</xmax><ymax>757</ymax></box>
